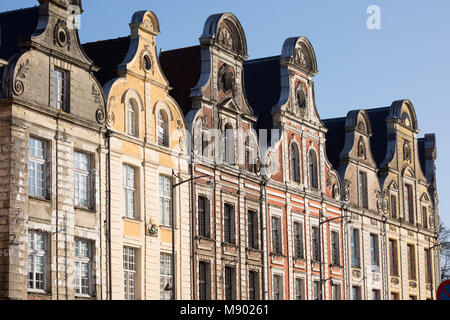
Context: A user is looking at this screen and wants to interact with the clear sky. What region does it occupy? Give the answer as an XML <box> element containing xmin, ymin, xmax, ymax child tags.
<box><xmin>2</xmin><ymin>1</ymin><xmax>449</xmax><ymax>227</ymax></box>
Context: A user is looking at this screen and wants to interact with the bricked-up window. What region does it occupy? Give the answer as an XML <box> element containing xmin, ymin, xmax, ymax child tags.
<box><xmin>160</xmin><ymin>253</ymin><xmax>172</xmax><ymax>300</ymax></box>
<box><xmin>159</xmin><ymin>175</ymin><xmax>172</xmax><ymax>226</ymax></box>
<box><xmin>53</xmin><ymin>68</ymin><xmax>68</xmax><ymax>112</ymax></box>
<box><xmin>311</xmin><ymin>226</ymin><xmax>320</xmax><ymax>262</ymax></box>
<box><xmin>248</xmin><ymin>210</ymin><xmax>259</xmax><ymax>250</ymax></box>
<box><xmin>28</xmin><ymin>231</ymin><xmax>47</xmax><ymax>292</ymax></box>
<box><xmin>293</xmin><ymin>222</ymin><xmax>304</xmax><ymax>259</ymax></box>
<box><xmin>389</xmin><ymin>239</ymin><xmax>399</xmax><ymax>276</ymax></box>
<box><xmin>29</xmin><ymin>137</ymin><xmax>47</xmax><ymax>198</ymax></box>
<box><xmin>295</xmin><ymin>278</ymin><xmax>305</xmax><ymax>300</ymax></box>
<box><xmin>351</xmin><ymin>229</ymin><xmax>360</xmax><ymax>267</ymax></box>
<box><xmin>74</xmin><ymin>151</ymin><xmax>91</xmax><ymax>209</ymax></box>
<box><xmin>290</xmin><ymin>143</ymin><xmax>300</xmax><ymax>183</ymax></box>
<box><xmin>313</xmin><ymin>281</ymin><xmax>320</xmax><ymax>300</ymax></box>
<box><xmin>358</xmin><ymin>171</ymin><xmax>368</xmax><ymax>209</ymax></box>
<box><xmin>123</xmin><ymin>247</ymin><xmax>137</xmax><ymax>300</ymax></box>
<box><xmin>224</xmin><ymin>203</ymin><xmax>236</xmax><ymax>244</ymax></box>
<box><xmin>390</xmin><ymin>194</ymin><xmax>397</xmax><ymax>219</ymax></box>
<box><xmin>308</xmin><ymin>149</ymin><xmax>318</xmax><ymax>189</ymax></box>
<box><xmin>271</xmin><ymin>216</ymin><xmax>282</xmax><ymax>255</ymax></box>
<box><xmin>123</xmin><ymin>165</ymin><xmax>137</xmax><ymax>219</ymax></box>
<box><xmin>405</xmin><ymin>184</ymin><xmax>414</xmax><ymax>224</ymax></box>
<box><xmin>352</xmin><ymin>286</ymin><xmax>361</xmax><ymax>300</ymax></box>
<box><xmin>158</xmin><ymin>110</ymin><xmax>169</xmax><ymax>147</ymax></box>
<box><xmin>407</xmin><ymin>244</ymin><xmax>416</xmax><ymax>280</ymax></box>
<box><xmin>331</xmin><ymin>231</ymin><xmax>340</xmax><ymax>266</ymax></box>
<box><xmin>224</xmin><ymin>123</ymin><xmax>235</xmax><ymax>165</ymax></box>
<box><xmin>372</xmin><ymin>289</ymin><xmax>380</xmax><ymax>300</ymax></box>
<box><xmin>424</xmin><ymin>248</ymin><xmax>432</xmax><ymax>283</ymax></box>
<box><xmin>370</xmin><ymin>234</ymin><xmax>379</xmax><ymax>271</ymax></box>
<box><xmin>198</xmin><ymin>196</ymin><xmax>210</xmax><ymax>238</ymax></box>
<box><xmin>198</xmin><ymin>261</ymin><xmax>210</xmax><ymax>300</ymax></box>
<box><xmin>332</xmin><ymin>283</ymin><xmax>341</xmax><ymax>300</ymax></box>
<box><xmin>74</xmin><ymin>239</ymin><xmax>92</xmax><ymax>296</ymax></box>
<box><xmin>224</xmin><ymin>266</ymin><xmax>236</xmax><ymax>300</ymax></box>
<box><xmin>422</xmin><ymin>206</ymin><xmax>428</xmax><ymax>228</ymax></box>
<box><xmin>272</xmin><ymin>274</ymin><xmax>283</xmax><ymax>300</ymax></box>
<box><xmin>127</xmin><ymin>99</ymin><xmax>139</xmax><ymax>137</ymax></box>
<box><xmin>248</xmin><ymin>270</ymin><xmax>259</xmax><ymax>300</ymax></box>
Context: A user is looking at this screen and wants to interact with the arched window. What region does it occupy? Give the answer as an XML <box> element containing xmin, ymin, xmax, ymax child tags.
<box><xmin>290</xmin><ymin>143</ymin><xmax>300</xmax><ymax>183</ymax></box>
<box><xmin>308</xmin><ymin>149</ymin><xmax>318</xmax><ymax>189</ymax></box>
<box><xmin>127</xmin><ymin>99</ymin><xmax>138</xmax><ymax>137</ymax></box>
<box><xmin>224</xmin><ymin>123</ymin><xmax>235</xmax><ymax>165</ymax></box>
<box><xmin>158</xmin><ymin>110</ymin><xmax>169</xmax><ymax>147</ymax></box>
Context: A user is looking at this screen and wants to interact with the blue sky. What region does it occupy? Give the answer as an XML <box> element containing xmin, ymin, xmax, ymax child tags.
<box><xmin>2</xmin><ymin>1</ymin><xmax>449</xmax><ymax>227</ymax></box>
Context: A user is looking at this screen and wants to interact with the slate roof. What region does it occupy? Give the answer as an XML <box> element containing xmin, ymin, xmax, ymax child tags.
<box><xmin>159</xmin><ymin>46</ymin><xmax>201</xmax><ymax>115</ymax></box>
<box><xmin>322</xmin><ymin>117</ymin><xmax>346</xmax><ymax>169</ymax></box>
<box><xmin>243</xmin><ymin>56</ymin><xmax>281</xmax><ymax>131</ymax></box>
<box><xmin>0</xmin><ymin>6</ymin><xmax>39</xmax><ymax>61</ymax></box>
<box><xmin>365</xmin><ymin>107</ymin><xmax>390</xmax><ymax>166</ymax></box>
<box><xmin>418</xmin><ymin>137</ymin><xmax>426</xmax><ymax>177</ymax></box>
<box><xmin>82</xmin><ymin>37</ymin><xmax>131</xmax><ymax>86</ymax></box>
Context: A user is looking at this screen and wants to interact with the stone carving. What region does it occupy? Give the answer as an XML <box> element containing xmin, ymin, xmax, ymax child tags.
<box><xmin>218</xmin><ymin>63</ymin><xmax>235</xmax><ymax>94</ymax></box>
<box><xmin>391</xmin><ymin>277</ymin><xmax>399</xmax><ymax>285</ymax></box>
<box><xmin>142</xmin><ymin>19</ymin><xmax>152</xmax><ymax>31</ymax></box>
<box><xmin>344</xmin><ymin>179</ymin><xmax>351</xmax><ymax>202</ymax></box>
<box><xmin>332</xmin><ymin>184</ymin><xmax>340</xmax><ymax>201</ymax></box>
<box><xmin>403</xmin><ymin>141</ymin><xmax>411</xmax><ymax>162</ymax></box>
<box><xmin>352</xmin><ymin>269</ymin><xmax>361</xmax><ymax>279</ymax></box>
<box><xmin>295</xmin><ymin>46</ymin><xmax>308</xmax><ymax>67</ymax></box>
<box><xmin>92</xmin><ymin>84</ymin><xmax>101</xmax><ymax>104</ymax></box>
<box><xmin>12</xmin><ymin>59</ymin><xmax>30</xmax><ymax>96</ymax></box>
<box><xmin>426</xmin><ymin>283</ymin><xmax>432</xmax><ymax>291</ymax></box>
<box><xmin>358</xmin><ymin>137</ymin><xmax>366</xmax><ymax>160</ymax></box>
<box><xmin>139</xmin><ymin>45</ymin><xmax>153</xmax><ymax>72</ymax></box>
<box><xmin>96</xmin><ymin>109</ymin><xmax>105</xmax><ymax>124</ymax></box>
<box><xmin>218</xmin><ymin>27</ymin><xmax>234</xmax><ymax>50</ymax></box>
<box><xmin>106</xmin><ymin>96</ymin><xmax>115</xmax><ymax>127</ymax></box>
<box><xmin>358</xmin><ymin>121</ymin><xmax>366</xmax><ymax>133</ymax></box>
<box><xmin>53</xmin><ymin>19</ymin><xmax>71</xmax><ymax>50</ymax></box>
<box><xmin>295</xmin><ymin>84</ymin><xmax>307</xmax><ymax>116</ymax></box>
<box><xmin>409</xmin><ymin>281</ymin><xmax>417</xmax><ymax>288</ymax></box>
<box><xmin>146</xmin><ymin>217</ymin><xmax>158</xmax><ymax>237</ymax></box>
<box><xmin>375</xmin><ymin>190</ymin><xmax>389</xmax><ymax>214</ymax></box>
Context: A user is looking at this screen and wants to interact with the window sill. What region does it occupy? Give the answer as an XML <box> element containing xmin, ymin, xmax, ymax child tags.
<box><xmin>28</xmin><ymin>289</ymin><xmax>49</xmax><ymax>295</ymax></box>
<box><xmin>29</xmin><ymin>196</ymin><xmax>51</xmax><ymax>203</ymax></box>
<box><xmin>160</xmin><ymin>224</ymin><xmax>174</xmax><ymax>230</ymax></box>
<box><xmin>75</xmin><ymin>294</ymin><xmax>96</xmax><ymax>300</ymax></box>
<box><xmin>75</xmin><ymin>206</ymin><xmax>96</xmax><ymax>214</ymax></box>
<box><xmin>122</xmin><ymin>216</ymin><xmax>143</xmax><ymax>223</ymax></box>
<box><xmin>222</xmin><ymin>242</ymin><xmax>239</xmax><ymax>248</ymax></box>
<box><xmin>270</xmin><ymin>252</ymin><xmax>285</xmax><ymax>258</ymax></box>
<box><xmin>196</xmin><ymin>235</ymin><xmax>213</xmax><ymax>241</ymax></box>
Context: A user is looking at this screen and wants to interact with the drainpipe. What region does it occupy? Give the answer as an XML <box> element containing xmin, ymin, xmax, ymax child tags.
<box><xmin>263</xmin><ymin>177</ymin><xmax>270</xmax><ymax>300</ymax></box>
<box><xmin>55</xmin><ymin>115</ymin><xmax>59</xmax><ymax>300</ymax></box>
<box><xmin>106</xmin><ymin>129</ymin><xmax>113</xmax><ymax>300</ymax></box>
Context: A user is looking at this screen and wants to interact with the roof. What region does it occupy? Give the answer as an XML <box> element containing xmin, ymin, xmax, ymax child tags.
<box><xmin>365</xmin><ymin>107</ymin><xmax>390</xmax><ymax>166</ymax></box>
<box><xmin>243</xmin><ymin>56</ymin><xmax>281</xmax><ymax>131</ymax></box>
<box><xmin>0</xmin><ymin>6</ymin><xmax>39</xmax><ymax>61</ymax></box>
<box><xmin>159</xmin><ymin>46</ymin><xmax>201</xmax><ymax>115</ymax></box>
<box><xmin>322</xmin><ymin>117</ymin><xmax>346</xmax><ymax>169</ymax></box>
<box><xmin>418</xmin><ymin>137</ymin><xmax>426</xmax><ymax>177</ymax></box>
<box><xmin>82</xmin><ymin>37</ymin><xmax>131</xmax><ymax>86</ymax></box>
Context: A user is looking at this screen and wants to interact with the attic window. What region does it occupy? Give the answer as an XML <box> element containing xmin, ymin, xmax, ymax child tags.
<box><xmin>402</xmin><ymin>112</ymin><xmax>411</xmax><ymax>128</ymax></box>
<box><xmin>143</xmin><ymin>54</ymin><xmax>152</xmax><ymax>72</ymax></box>
<box><xmin>58</xmin><ymin>30</ymin><xmax>67</xmax><ymax>46</ymax></box>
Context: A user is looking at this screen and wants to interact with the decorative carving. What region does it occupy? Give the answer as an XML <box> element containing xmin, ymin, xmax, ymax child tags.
<box><xmin>92</xmin><ymin>84</ymin><xmax>101</xmax><ymax>104</ymax></box>
<box><xmin>344</xmin><ymin>179</ymin><xmax>351</xmax><ymax>202</ymax></box>
<box><xmin>139</xmin><ymin>45</ymin><xmax>153</xmax><ymax>72</ymax></box>
<box><xmin>352</xmin><ymin>269</ymin><xmax>361</xmax><ymax>279</ymax></box>
<box><xmin>358</xmin><ymin>121</ymin><xmax>366</xmax><ymax>133</ymax></box>
<box><xmin>376</xmin><ymin>190</ymin><xmax>383</xmax><ymax>213</ymax></box>
<box><xmin>409</xmin><ymin>281</ymin><xmax>417</xmax><ymax>288</ymax></box>
<box><xmin>217</xmin><ymin>27</ymin><xmax>234</xmax><ymax>50</ymax></box>
<box><xmin>96</xmin><ymin>109</ymin><xmax>105</xmax><ymax>124</ymax></box>
<box><xmin>358</xmin><ymin>137</ymin><xmax>366</xmax><ymax>160</ymax></box>
<box><xmin>426</xmin><ymin>283</ymin><xmax>432</xmax><ymax>291</ymax></box>
<box><xmin>295</xmin><ymin>84</ymin><xmax>307</xmax><ymax>116</ymax></box>
<box><xmin>403</xmin><ymin>141</ymin><xmax>411</xmax><ymax>162</ymax></box>
<box><xmin>332</xmin><ymin>184</ymin><xmax>340</xmax><ymax>201</ymax></box>
<box><xmin>294</xmin><ymin>46</ymin><xmax>308</xmax><ymax>67</ymax></box>
<box><xmin>218</xmin><ymin>63</ymin><xmax>235</xmax><ymax>94</ymax></box>
<box><xmin>146</xmin><ymin>217</ymin><xmax>158</xmax><ymax>237</ymax></box>
<box><xmin>391</xmin><ymin>277</ymin><xmax>399</xmax><ymax>285</ymax></box>
<box><xmin>53</xmin><ymin>19</ymin><xmax>71</xmax><ymax>50</ymax></box>
<box><xmin>106</xmin><ymin>97</ymin><xmax>115</xmax><ymax>127</ymax></box>
<box><xmin>142</xmin><ymin>19</ymin><xmax>152</xmax><ymax>31</ymax></box>
<box><xmin>12</xmin><ymin>59</ymin><xmax>30</xmax><ymax>96</ymax></box>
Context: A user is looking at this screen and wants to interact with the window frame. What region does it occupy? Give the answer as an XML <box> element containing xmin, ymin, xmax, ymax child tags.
<box><xmin>308</xmin><ymin>149</ymin><xmax>318</xmax><ymax>189</ymax></box>
<box><xmin>331</xmin><ymin>230</ymin><xmax>340</xmax><ymax>266</ymax></box>
<box><xmin>358</xmin><ymin>171</ymin><xmax>368</xmax><ymax>209</ymax></box>
<box><xmin>74</xmin><ymin>238</ymin><xmax>93</xmax><ymax>297</ymax></box>
<box><xmin>223</xmin><ymin>203</ymin><xmax>236</xmax><ymax>245</ymax></box>
<box><xmin>123</xmin><ymin>247</ymin><xmax>137</xmax><ymax>300</ymax></box>
<box><xmin>28</xmin><ymin>137</ymin><xmax>48</xmax><ymax>199</ymax></box>
<box><xmin>272</xmin><ymin>274</ymin><xmax>283</xmax><ymax>300</ymax></box>
<box><xmin>248</xmin><ymin>270</ymin><xmax>259</xmax><ymax>300</ymax></box>
<box><xmin>123</xmin><ymin>164</ymin><xmax>137</xmax><ymax>219</ymax></box>
<box><xmin>290</xmin><ymin>142</ymin><xmax>301</xmax><ymax>183</ymax></box>
<box><xmin>160</xmin><ymin>252</ymin><xmax>172</xmax><ymax>300</ymax></box>
<box><xmin>198</xmin><ymin>261</ymin><xmax>210</xmax><ymax>300</ymax></box>
<box><xmin>159</xmin><ymin>175</ymin><xmax>172</xmax><ymax>227</ymax></box>
<box><xmin>53</xmin><ymin>68</ymin><xmax>69</xmax><ymax>112</ymax></box>
<box><xmin>74</xmin><ymin>151</ymin><xmax>92</xmax><ymax>209</ymax></box>
<box><xmin>28</xmin><ymin>230</ymin><xmax>47</xmax><ymax>293</ymax></box>
<box><xmin>295</xmin><ymin>277</ymin><xmax>305</xmax><ymax>300</ymax></box>
<box><xmin>271</xmin><ymin>216</ymin><xmax>282</xmax><ymax>255</ymax></box>
<box><xmin>351</xmin><ymin>228</ymin><xmax>360</xmax><ymax>268</ymax></box>
<box><xmin>293</xmin><ymin>221</ymin><xmax>304</xmax><ymax>260</ymax></box>
<box><xmin>157</xmin><ymin>110</ymin><xmax>169</xmax><ymax>147</ymax></box>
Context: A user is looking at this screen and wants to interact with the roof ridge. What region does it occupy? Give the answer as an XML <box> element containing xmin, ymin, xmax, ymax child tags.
<box><xmin>245</xmin><ymin>55</ymin><xmax>281</xmax><ymax>64</ymax></box>
<box><xmin>160</xmin><ymin>45</ymin><xmax>200</xmax><ymax>54</ymax></box>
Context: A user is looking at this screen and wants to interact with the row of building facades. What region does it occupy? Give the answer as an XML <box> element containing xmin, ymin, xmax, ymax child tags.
<box><xmin>0</xmin><ymin>0</ymin><xmax>441</xmax><ymax>300</ymax></box>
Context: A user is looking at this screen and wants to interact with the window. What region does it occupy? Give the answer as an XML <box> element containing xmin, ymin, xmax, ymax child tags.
<box><xmin>331</xmin><ymin>231</ymin><xmax>340</xmax><ymax>266</ymax></box>
<box><xmin>224</xmin><ymin>266</ymin><xmax>235</xmax><ymax>300</ymax></box>
<box><xmin>290</xmin><ymin>143</ymin><xmax>300</xmax><ymax>183</ymax></box>
<box><xmin>199</xmin><ymin>261</ymin><xmax>210</xmax><ymax>300</ymax></box>
<box><xmin>159</xmin><ymin>175</ymin><xmax>172</xmax><ymax>226</ymax></box>
<box><xmin>351</xmin><ymin>229</ymin><xmax>360</xmax><ymax>267</ymax></box>
<box><xmin>311</xmin><ymin>226</ymin><xmax>320</xmax><ymax>262</ymax></box>
<box><xmin>158</xmin><ymin>110</ymin><xmax>169</xmax><ymax>146</ymax></box>
<box><xmin>74</xmin><ymin>239</ymin><xmax>92</xmax><ymax>296</ymax></box>
<box><xmin>358</xmin><ymin>171</ymin><xmax>368</xmax><ymax>209</ymax></box>
<box><xmin>74</xmin><ymin>151</ymin><xmax>91</xmax><ymax>209</ymax></box>
<box><xmin>198</xmin><ymin>196</ymin><xmax>210</xmax><ymax>238</ymax></box>
<box><xmin>308</xmin><ymin>149</ymin><xmax>318</xmax><ymax>189</ymax></box>
<box><xmin>123</xmin><ymin>165</ymin><xmax>137</xmax><ymax>219</ymax></box>
<box><xmin>332</xmin><ymin>283</ymin><xmax>341</xmax><ymax>300</ymax></box>
<box><xmin>424</xmin><ymin>249</ymin><xmax>432</xmax><ymax>283</ymax></box>
<box><xmin>409</xmin><ymin>295</ymin><xmax>417</xmax><ymax>300</ymax></box>
<box><xmin>248</xmin><ymin>210</ymin><xmax>259</xmax><ymax>250</ymax></box>
<box><xmin>53</xmin><ymin>68</ymin><xmax>68</xmax><ymax>111</ymax></box>
<box><xmin>273</xmin><ymin>274</ymin><xmax>283</xmax><ymax>300</ymax></box>
<box><xmin>313</xmin><ymin>281</ymin><xmax>320</xmax><ymax>300</ymax></box>
<box><xmin>389</xmin><ymin>239</ymin><xmax>399</xmax><ymax>276</ymax></box>
<box><xmin>29</xmin><ymin>137</ymin><xmax>47</xmax><ymax>198</ymax></box>
<box><xmin>246</xmin><ymin>137</ymin><xmax>257</xmax><ymax>173</ymax></box>
<box><xmin>248</xmin><ymin>271</ymin><xmax>259</xmax><ymax>300</ymax></box>
<box><xmin>352</xmin><ymin>286</ymin><xmax>361</xmax><ymax>300</ymax></box>
<box><xmin>405</xmin><ymin>184</ymin><xmax>414</xmax><ymax>224</ymax></box>
<box><xmin>224</xmin><ymin>203</ymin><xmax>235</xmax><ymax>244</ymax></box>
<box><xmin>160</xmin><ymin>253</ymin><xmax>172</xmax><ymax>300</ymax></box>
<box><xmin>293</xmin><ymin>222</ymin><xmax>304</xmax><ymax>259</ymax></box>
<box><xmin>422</xmin><ymin>206</ymin><xmax>428</xmax><ymax>228</ymax></box>
<box><xmin>123</xmin><ymin>247</ymin><xmax>137</xmax><ymax>300</ymax></box>
<box><xmin>372</xmin><ymin>289</ymin><xmax>380</xmax><ymax>300</ymax></box>
<box><xmin>295</xmin><ymin>278</ymin><xmax>305</xmax><ymax>300</ymax></box>
<box><xmin>271</xmin><ymin>216</ymin><xmax>282</xmax><ymax>254</ymax></box>
<box><xmin>407</xmin><ymin>244</ymin><xmax>416</xmax><ymax>280</ymax></box>
<box><xmin>370</xmin><ymin>234</ymin><xmax>379</xmax><ymax>271</ymax></box>
<box><xmin>224</xmin><ymin>123</ymin><xmax>235</xmax><ymax>165</ymax></box>
<box><xmin>390</xmin><ymin>194</ymin><xmax>397</xmax><ymax>219</ymax></box>
<box><xmin>127</xmin><ymin>100</ymin><xmax>139</xmax><ymax>137</ymax></box>
<box><xmin>391</xmin><ymin>292</ymin><xmax>399</xmax><ymax>300</ymax></box>
<box><xmin>28</xmin><ymin>231</ymin><xmax>47</xmax><ymax>292</ymax></box>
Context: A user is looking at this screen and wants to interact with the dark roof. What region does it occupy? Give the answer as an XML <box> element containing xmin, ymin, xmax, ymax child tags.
<box><xmin>0</xmin><ymin>6</ymin><xmax>39</xmax><ymax>61</ymax></box>
<box><xmin>322</xmin><ymin>117</ymin><xmax>346</xmax><ymax>169</ymax></box>
<box><xmin>160</xmin><ymin>46</ymin><xmax>201</xmax><ymax>115</ymax></box>
<box><xmin>82</xmin><ymin>37</ymin><xmax>131</xmax><ymax>86</ymax></box>
<box><xmin>365</xmin><ymin>107</ymin><xmax>390</xmax><ymax>166</ymax></box>
<box><xmin>243</xmin><ymin>56</ymin><xmax>281</xmax><ymax>131</ymax></box>
<box><xmin>418</xmin><ymin>137</ymin><xmax>426</xmax><ymax>177</ymax></box>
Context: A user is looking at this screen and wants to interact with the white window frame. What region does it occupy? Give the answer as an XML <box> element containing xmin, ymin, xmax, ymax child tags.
<box><xmin>332</xmin><ymin>282</ymin><xmax>342</xmax><ymax>300</ymax></box>
<box><xmin>160</xmin><ymin>252</ymin><xmax>172</xmax><ymax>300</ymax></box>
<box><xmin>29</xmin><ymin>137</ymin><xmax>47</xmax><ymax>198</ymax></box>
<box><xmin>123</xmin><ymin>165</ymin><xmax>137</xmax><ymax>219</ymax></box>
<box><xmin>159</xmin><ymin>175</ymin><xmax>172</xmax><ymax>227</ymax></box>
<box><xmin>123</xmin><ymin>247</ymin><xmax>137</xmax><ymax>300</ymax></box>
<box><xmin>74</xmin><ymin>239</ymin><xmax>93</xmax><ymax>297</ymax></box>
<box><xmin>74</xmin><ymin>151</ymin><xmax>91</xmax><ymax>209</ymax></box>
<box><xmin>53</xmin><ymin>68</ymin><xmax>67</xmax><ymax>111</ymax></box>
<box><xmin>158</xmin><ymin>110</ymin><xmax>169</xmax><ymax>147</ymax></box>
<box><xmin>28</xmin><ymin>230</ymin><xmax>47</xmax><ymax>292</ymax></box>
<box><xmin>127</xmin><ymin>99</ymin><xmax>138</xmax><ymax>137</ymax></box>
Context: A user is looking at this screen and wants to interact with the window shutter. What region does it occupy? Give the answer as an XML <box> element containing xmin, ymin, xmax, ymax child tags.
<box><xmin>205</xmin><ymin>198</ymin><xmax>211</xmax><ymax>238</ymax></box>
<box><xmin>230</xmin><ymin>206</ymin><xmax>236</xmax><ymax>245</ymax></box>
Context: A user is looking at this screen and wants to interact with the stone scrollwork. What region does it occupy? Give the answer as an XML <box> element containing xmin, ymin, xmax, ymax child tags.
<box><xmin>106</xmin><ymin>96</ymin><xmax>116</xmax><ymax>127</ymax></box>
<box><xmin>53</xmin><ymin>19</ymin><xmax>71</xmax><ymax>50</ymax></box>
<box><xmin>12</xmin><ymin>59</ymin><xmax>30</xmax><ymax>96</ymax></box>
<box><xmin>96</xmin><ymin>109</ymin><xmax>106</xmax><ymax>124</ymax></box>
<box><xmin>344</xmin><ymin>179</ymin><xmax>351</xmax><ymax>202</ymax></box>
<box><xmin>217</xmin><ymin>27</ymin><xmax>234</xmax><ymax>51</ymax></box>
